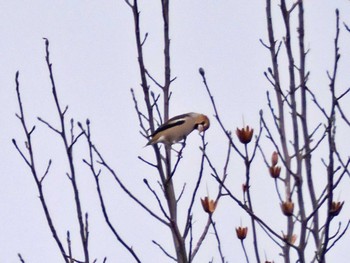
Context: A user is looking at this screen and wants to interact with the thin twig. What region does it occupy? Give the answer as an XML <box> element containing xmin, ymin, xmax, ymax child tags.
<box><xmin>152</xmin><ymin>240</ymin><xmax>177</xmax><ymax>261</ymax></box>
<box><xmin>210</xmin><ymin>215</ymin><xmax>225</xmax><ymax>263</ymax></box>
<box><xmin>144</xmin><ymin>179</ymin><xmax>170</xmax><ymax>220</ymax></box>
<box><xmin>43</xmin><ymin>38</ymin><xmax>89</xmax><ymax>262</ymax></box>
<box><xmin>199</xmin><ymin>68</ymin><xmax>245</xmax><ymax>159</ymax></box>
<box><xmin>82</xmin><ymin>121</ymin><xmax>142</xmax><ymax>263</ymax></box>
<box><xmin>18</xmin><ymin>253</ymin><xmax>25</xmax><ymax>263</ymax></box>
<box><xmin>240</xmin><ymin>240</ymin><xmax>250</xmax><ymax>263</ymax></box>
<box><xmin>14</xmin><ymin>71</ymin><xmax>69</xmax><ymax>262</ymax></box>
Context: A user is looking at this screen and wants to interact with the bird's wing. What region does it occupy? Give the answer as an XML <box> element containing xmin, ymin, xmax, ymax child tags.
<box><xmin>151</xmin><ymin>119</ymin><xmax>186</xmax><ymax>136</ymax></box>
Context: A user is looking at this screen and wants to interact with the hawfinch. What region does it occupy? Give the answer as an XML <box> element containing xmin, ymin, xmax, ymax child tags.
<box><xmin>146</xmin><ymin>112</ymin><xmax>210</xmax><ymax>146</ymax></box>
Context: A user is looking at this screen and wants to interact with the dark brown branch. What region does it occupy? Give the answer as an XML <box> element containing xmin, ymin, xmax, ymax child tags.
<box><xmin>319</xmin><ymin>9</ymin><xmax>341</xmax><ymax>261</ymax></box>
<box><xmin>144</xmin><ymin>179</ymin><xmax>170</xmax><ymax>220</ymax></box>
<box><xmin>138</xmin><ymin>156</ymin><xmax>158</xmax><ymax>168</ymax></box>
<box><xmin>190</xmin><ymin>217</ymin><xmax>211</xmax><ymax>261</ymax></box>
<box><xmin>152</xmin><ymin>240</ymin><xmax>177</xmax><ymax>261</ymax></box>
<box><xmin>67</xmin><ymin>231</ymin><xmax>73</xmax><ymax>263</ymax></box>
<box><xmin>131</xmin><ymin>88</ymin><xmax>150</xmax><ymax>138</ymax></box>
<box><xmin>210</xmin><ymin>215</ymin><xmax>225</xmax><ymax>263</ymax></box>
<box><xmin>326</xmin><ymin>220</ymin><xmax>350</xmax><ymax>253</ymax></box>
<box><xmin>82</xmin><ymin>121</ymin><xmax>141</xmax><ymax>263</ymax></box>
<box><xmin>18</xmin><ymin>253</ymin><xmax>25</xmax><ymax>263</ymax></box>
<box><xmin>344</xmin><ymin>22</ymin><xmax>350</xmax><ymax>32</ymax></box>
<box><xmin>43</xmin><ymin>38</ymin><xmax>89</xmax><ymax>262</ymax></box>
<box><xmin>190</xmin><ymin>137</ymin><xmax>231</xmax><ymax>261</ymax></box>
<box><xmin>14</xmin><ymin>71</ymin><xmax>69</xmax><ymax>262</ymax></box>
<box><xmin>12</xmin><ymin>139</ymin><xmax>31</xmax><ymax>168</ymax></box>
<box><xmin>199</xmin><ymin>68</ymin><xmax>245</xmax><ymax>159</ymax></box>
<box><xmin>205</xmin><ymin>152</ymin><xmax>297</xmax><ymax>249</ymax></box>
<box><xmin>170</xmin><ymin>141</ymin><xmax>186</xmax><ymax>178</ymax></box>
<box><xmin>150</xmin><ymin>91</ymin><xmax>163</xmax><ymax>126</ymax></box>
<box><xmin>37</xmin><ymin>116</ymin><xmax>61</xmax><ymax>134</ymax></box>
<box><xmin>145</xmin><ymin>69</ymin><xmax>163</xmax><ymax>89</ymax></box>
<box><xmin>240</xmin><ymin>240</ymin><xmax>250</xmax><ymax>263</ymax></box>
<box><xmin>40</xmin><ymin>159</ymin><xmax>52</xmax><ymax>183</ymax></box>
<box><xmin>80</xmin><ymin>126</ymin><xmax>169</xmax><ymax>226</ymax></box>
<box><xmin>184</xmin><ymin>135</ymin><xmax>209</xmax><ymax>260</ymax></box>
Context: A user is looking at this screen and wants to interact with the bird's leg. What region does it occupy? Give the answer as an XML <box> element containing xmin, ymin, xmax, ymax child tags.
<box><xmin>171</xmin><ymin>147</ymin><xmax>180</xmax><ymax>156</ymax></box>
<box><xmin>181</xmin><ymin>138</ymin><xmax>187</xmax><ymax>149</ymax></box>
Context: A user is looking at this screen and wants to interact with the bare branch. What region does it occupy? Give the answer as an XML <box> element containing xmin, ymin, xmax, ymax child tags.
<box><xmin>43</xmin><ymin>37</ymin><xmax>89</xmax><ymax>262</ymax></box>
<box><xmin>138</xmin><ymin>156</ymin><xmax>158</xmax><ymax>168</ymax></box>
<box><xmin>82</xmin><ymin>122</ymin><xmax>142</xmax><ymax>263</ymax></box>
<box><xmin>18</xmin><ymin>253</ymin><xmax>25</xmax><ymax>263</ymax></box>
<box><xmin>145</xmin><ymin>69</ymin><xmax>163</xmax><ymax>89</ymax></box>
<box><xmin>14</xmin><ymin>70</ymin><xmax>69</xmax><ymax>262</ymax></box>
<box><xmin>344</xmin><ymin>22</ymin><xmax>350</xmax><ymax>32</ymax></box>
<box><xmin>199</xmin><ymin>67</ymin><xmax>245</xmax><ymax>159</ymax></box>
<box><xmin>152</xmin><ymin>240</ymin><xmax>177</xmax><ymax>261</ymax></box>
<box><xmin>143</xmin><ymin>179</ymin><xmax>170</xmax><ymax>220</ymax></box>
<box><xmin>12</xmin><ymin>139</ymin><xmax>31</xmax><ymax>168</ymax></box>
<box><xmin>40</xmin><ymin>159</ymin><xmax>52</xmax><ymax>183</ymax></box>
<box><xmin>184</xmin><ymin>134</ymin><xmax>207</xmax><ymax>239</ymax></box>
<box><xmin>210</xmin><ymin>216</ymin><xmax>225</xmax><ymax>263</ymax></box>
<box><xmin>81</xmin><ymin>127</ymin><xmax>169</xmax><ymax>226</ymax></box>
<box><xmin>326</xmin><ymin>220</ymin><xmax>350</xmax><ymax>253</ymax></box>
<box><xmin>190</xmin><ymin>217</ymin><xmax>211</xmax><ymax>261</ymax></box>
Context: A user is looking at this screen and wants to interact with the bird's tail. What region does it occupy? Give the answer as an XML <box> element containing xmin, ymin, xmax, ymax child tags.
<box><xmin>144</xmin><ymin>139</ymin><xmax>154</xmax><ymax>147</ymax></box>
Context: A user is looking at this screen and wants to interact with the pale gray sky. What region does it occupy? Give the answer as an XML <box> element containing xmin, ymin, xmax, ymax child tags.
<box><xmin>1</xmin><ymin>1</ymin><xmax>350</xmax><ymax>262</ymax></box>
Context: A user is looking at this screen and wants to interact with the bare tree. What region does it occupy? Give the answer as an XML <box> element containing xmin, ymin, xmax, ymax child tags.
<box><xmin>198</xmin><ymin>1</ymin><xmax>350</xmax><ymax>262</ymax></box>
<box><xmin>13</xmin><ymin>1</ymin><xmax>349</xmax><ymax>262</ymax></box>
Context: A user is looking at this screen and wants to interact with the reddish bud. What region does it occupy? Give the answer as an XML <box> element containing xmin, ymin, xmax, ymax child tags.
<box><xmin>330</xmin><ymin>201</ymin><xmax>344</xmax><ymax>217</ymax></box>
<box><xmin>236</xmin><ymin>226</ymin><xmax>248</xmax><ymax>240</ymax></box>
<box><xmin>236</xmin><ymin>126</ymin><xmax>254</xmax><ymax>144</ymax></box>
<box><xmin>281</xmin><ymin>201</ymin><xmax>294</xmax><ymax>216</ymax></box>
<box><xmin>269</xmin><ymin>166</ymin><xmax>281</xmax><ymax>178</ymax></box>
<box><xmin>282</xmin><ymin>233</ymin><xmax>297</xmax><ymax>245</ymax></box>
<box><xmin>271</xmin><ymin>151</ymin><xmax>278</xmax><ymax>166</ymax></box>
<box><xmin>200</xmin><ymin>196</ymin><xmax>217</xmax><ymax>214</ymax></box>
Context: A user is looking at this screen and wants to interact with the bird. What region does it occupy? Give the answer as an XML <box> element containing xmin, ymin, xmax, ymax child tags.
<box><xmin>146</xmin><ymin>112</ymin><xmax>210</xmax><ymax>146</ymax></box>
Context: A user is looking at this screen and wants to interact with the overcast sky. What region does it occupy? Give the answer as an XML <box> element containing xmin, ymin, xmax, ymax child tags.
<box><xmin>1</xmin><ymin>1</ymin><xmax>350</xmax><ymax>262</ymax></box>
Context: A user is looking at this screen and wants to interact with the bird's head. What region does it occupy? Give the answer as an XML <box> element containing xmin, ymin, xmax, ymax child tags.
<box><xmin>195</xmin><ymin>114</ymin><xmax>210</xmax><ymax>133</ymax></box>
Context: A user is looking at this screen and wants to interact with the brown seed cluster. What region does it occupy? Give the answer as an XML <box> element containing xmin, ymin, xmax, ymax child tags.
<box><xmin>200</xmin><ymin>196</ymin><xmax>217</xmax><ymax>214</ymax></box>
<box><xmin>281</xmin><ymin>200</ymin><xmax>294</xmax><ymax>217</ymax></box>
<box><xmin>330</xmin><ymin>201</ymin><xmax>344</xmax><ymax>217</ymax></box>
<box><xmin>236</xmin><ymin>126</ymin><xmax>254</xmax><ymax>144</ymax></box>
<box><xmin>269</xmin><ymin>151</ymin><xmax>281</xmax><ymax>179</ymax></box>
<box><xmin>235</xmin><ymin>226</ymin><xmax>248</xmax><ymax>240</ymax></box>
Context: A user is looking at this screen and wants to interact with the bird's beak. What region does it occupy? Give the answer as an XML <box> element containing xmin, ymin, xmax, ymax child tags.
<box><xmin>198</xmin><ymin>124</ymin><xmax>204</xmax><ymax>133</ymax></box>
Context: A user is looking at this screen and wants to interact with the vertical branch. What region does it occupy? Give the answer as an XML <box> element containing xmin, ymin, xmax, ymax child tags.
<box><xmin>127</xmin><ymin>0</ymin><xmax>166</xmax><ymax>181</ymax></box>
<box><xmin>243</xmin><ymin>145</ymin><xmax>261</xmax><ymax>263</ymax></box>
<box><xmin>298</xmin><ymin>0</ymin><xmax>319</xmax><ymax>252</ymax></box>
<box><xmin>265</xmin><ymin>1</ymin><xmax>294</xmax><ymax>261</ymax></box>
<box><xmin>127</xmin><ymin>1</ymin><xmax>187</xmax><ymax>262</ymax></box>
<box><xmin>43</xmin><ymin>38</ymin><xmax>89</xmax><ymax>263</ymax></box>
<box><xmin>67</xmin><ymin>231</ymin><xmax>73</xmax><ymax>263</ymax></box>
<box><xmin>190</xmin><ymin>137</ymin><xmax>230</xmax><ymax>262</ymax></box>
<box><xmin>161</xmin><ymin>0</ymin><xmax>171</xmax><ymax>121</ymax></box>
<box><xmin>161</xmin><ymin>0</ymin><xmax>187</xmax><ymax>261</ymax></box>
<box><xmin>129</xmin><ymin>1</ymin><xmax>156</xmax><ymax>131</ymax></box>
<box><xmin>319</xmin><ymin>9</ymin><xmax>341</xmax><ymax>262</ymax></box>
<box><xmin>265</xmin><ymin>0</ymin><xmax>292</xmax><ymax>197</ymax></box>
<box><xmin>280</xmin><ymin>0</ymin><xmax>302</xmax><ymax>206</ymax></box>
<box><xmin>13</xmin><ymin>72</ymin><xmax>69</xmax><ymax>263</ymax></box>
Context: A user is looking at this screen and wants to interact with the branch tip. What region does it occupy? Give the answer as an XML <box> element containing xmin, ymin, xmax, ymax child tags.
<box><xmin>199</xmin><ymin>67</ymin><xmax>205</xmax><ymax>76</ymax></box>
